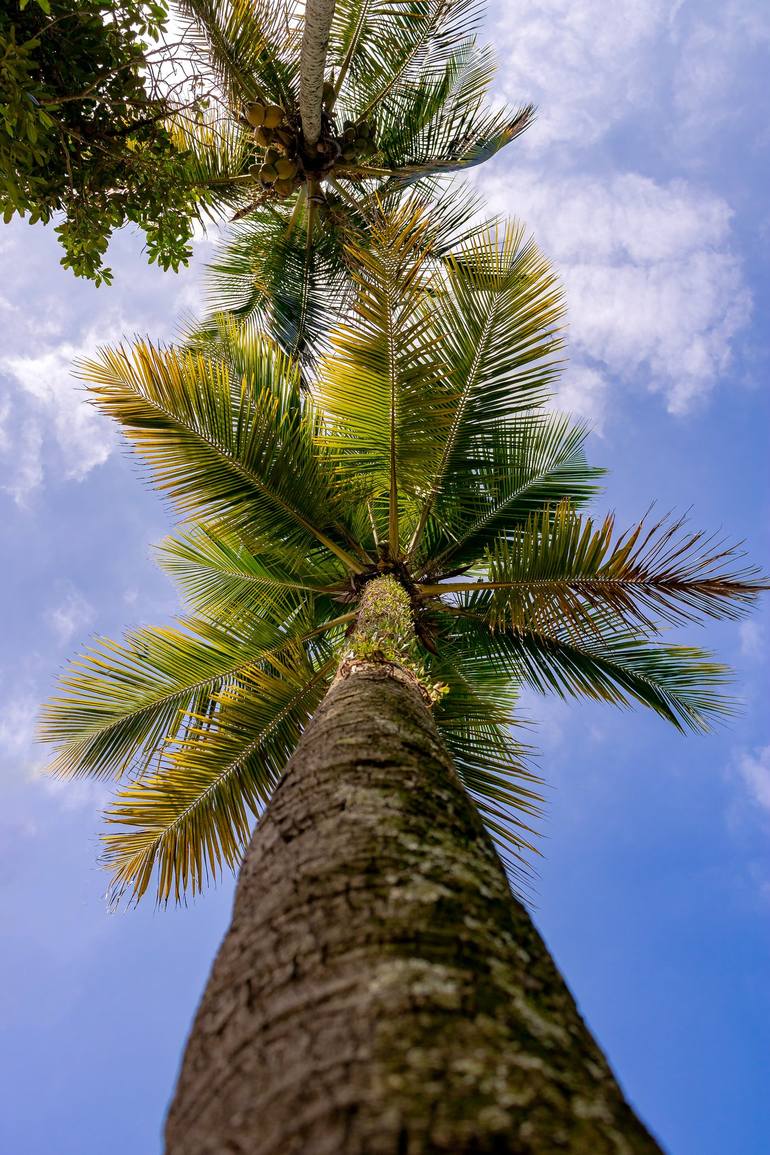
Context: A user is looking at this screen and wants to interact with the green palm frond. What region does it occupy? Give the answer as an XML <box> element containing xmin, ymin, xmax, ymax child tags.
<box><xmin>314</xmin><ymin>199</ymin><xmax>458</xmax><ymax>552</ymax></box>
<box><xmin>175</xmin><ymin>0</ymin><xmax>301</xmax><ymax>110</ymax></box>
<box><xmin>39</xmin><ymin>607</ymin><xmax>339</xmax><ymax>781</ymax></box>
<box><xmin>103</xmin><ymin>644</ymin><xmax>336</xmax><ymax>904</ymax></box>
<box><xmin>170</xmin><ymin>112</ymin><xmax>255</xmax><ymax>217</ymax></box>
<box><xmin>374</xmin><ymin>47</ymin><xmax>533</xmax><ymax>186</ymax></box>
<box><xmin>429</xmin><ymin>634</ymin><xmax>543</xmax><ymax>881</ymax></box>
<box><xmin>330</xmin><ymin>0</ymin><xmax>484</xmax><ymax>119</ymax></box>
<box><xmin>418</xmin><ymin>417</ymin><xmax>604</xmax><ymax>573</ymax></box>
<box><xmin>77</xmin><ymin>334</ymin><xmax>363</xmax><ymax>572</ymax></box>
<box><xmin>200</xmin><ymin>194</ymin><xmax>354</xmax><ymax>361</ymax></box>
<box><xmin>329</xmin><ymin>0</ymin><xmax>437</xmax><ymax>113</ymax></box>
<box><xmin>422</xmin><ymin>503</ymin><xmax>764</xmax><ymax>637</ymax></box>
<box><xmin>41</xmin><ymin>202</ymin><xmax>767</xmax><ymax>904</ymax></box>
<box><xmin>445</xmin><ymin>608</ymin><xmax>735</xmax><ymax>734</ymax></box>
<box><xmin>157</xmin><ymin>523</ymin><xmax>345</xmax><ymax>621</ymax></box>
<box><xmin>407</xmin><ymin>222</ymin><xmax>567</xmax><ymax>558</ymax></box>
<box><xmin>199</xmin><ymin>178</ymin><xmax>486</xmax><ymax>361</ymax></box>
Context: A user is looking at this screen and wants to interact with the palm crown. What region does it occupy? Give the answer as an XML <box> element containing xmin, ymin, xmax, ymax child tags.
<box><xmin>40</xmin><ymin>203</ymin><xmax>764</xmax><ymax>905</ymax></box>
<box><xmin>174</xmin><ymin>0</ymin><xmax>532</xmax><ymax>357</ymax></box>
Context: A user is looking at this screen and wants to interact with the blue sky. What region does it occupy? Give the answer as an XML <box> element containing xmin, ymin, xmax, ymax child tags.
<box><xmin>1</xmin><ymin>1</ymin><xmax>768</xmax><ymax>1151</ymax></box>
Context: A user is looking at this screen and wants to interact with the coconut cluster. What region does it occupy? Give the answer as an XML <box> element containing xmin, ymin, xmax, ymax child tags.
<box><xmin>244</xmin><ymin>101</ymin><xmax>302</xmax><ymax>198</ymax></box>
<box><xmin>242</xmin><ymin>89</ymin><xmax>378</xmax><ymax>199</ymax></box>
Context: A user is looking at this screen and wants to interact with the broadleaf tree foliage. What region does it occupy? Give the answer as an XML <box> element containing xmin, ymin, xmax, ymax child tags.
<box><xmin>40</xmin><ymin>202</ymin><xmax>766</xmax><ymax>905</ymax></box>
<box><xmin>1</xmin><ymin>0</ymin><xmax>532</xmax><ymax>316</ymax></box>
<box><xmin>0</xmin><ymin>0</ymin><xmax>205</xmax><ymax>282</ymax></box>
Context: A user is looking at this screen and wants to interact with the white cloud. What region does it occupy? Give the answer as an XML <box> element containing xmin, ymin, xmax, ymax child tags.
<box><xmin>478</xmin><ymin>169</ymin><xmax>750</xmax><ymax>418</ymax></box>
<box><xmin>489</xmin><ymin>0</ymin><xmax>769</xmax><ymax>154</ymax></box>
<box><xmin>0</xmin><ymin>217</ymin><xmax>217</xmax><ymax>505</ymax></box>
<box><xmin>489</xmin><ymin>0</ymin><xmax>667</xmax><ymax>150</ymax></box>
<box><xmin>555</xmin><ymin>364</ymin><xmax>607</xmax><ymax>431</ymax></box>
<box><xmin>672</xmin><ymin>2</ymin><xmax>770</xmax><ymax>138</ymax></box>
<box><xmin>0</xmin><ymin>693</ymin><xmax>39</xmax><ymax>762</ymax></box>
<box><xmin>0</xmin><ymin>394</ymin><xmax>10</xmax><ymax>451</ymax></box>
<box><xmin>739</xmin><ymin>621</ymin><xmax>765</xmax><ymax>662</ymax></box>
<box><xmin>0</xmin><ymin>685</ymin><xmax>107</xmax><ymax>812</ymax></box>
<box><xmin>736</xmin><ymin>746</ymin><xmax>770</xmax><ymax>815</ymax></box>
<box><xmin>2</xmin><ymin>339</ymin><xmax>116</xmax><ymax>496</ymax></box>
<box><xmin>46</xmin><ymin>587</ymin><xmax>95</xmax><ymax>646</ymax></box>
<box><xmin>3</xmin><ymin>419</ymin><xmax>44</xmax><ymax>505</ymax></box>
<box><xmin>38</xmin><ymin>774</ymin><xmax>110</xmax><ymax>814</ymax></box>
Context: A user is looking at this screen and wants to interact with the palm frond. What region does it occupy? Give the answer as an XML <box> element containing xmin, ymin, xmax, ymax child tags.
<box><xmin>429</xmin><ymin>504</ymin><xmax>767</xmax><ymax>637</ymax></box>
<box><xmin>408</xmin><ymin>223</ymin><xmax>565</xmax><ymax>557</ymax></box>
<box><xmin>314</xmin><ymin>198</ymin><xmax>457</xmax><ymax>553</ymax></box>
<box><xmin>38</xmin><ymin>608</ymin><xmax>332</xmax><ymax>781</ymax></box>
<box><xmin>375</xmin><ymin>45</ymin><xmax>534</xmax><ymax>185</ymax></box>
<box><xmin>77</xmin><ymin>335</ymin><xmax>363</xmax><ymax>571</ymax></box>
<box><xmin>175</xmin><ymin>0</ymin><xmax>301</xmax><ymax>110</ymax></box>
<box><xmin>429</xmin><ymin>632</ymin><xmax>543</xmax><ymax>884</ymax></box>
<box><xmin>418</xmin><ymin>417</ymin><xmax>603</xmax><ymax>573</ymax></box>
<box><xmin>102</xmin><ymin>644</ymin><xmax>336</xmax><ymax>904</ymax></box>
<box><xmin>170</xmin><ymin>112</ymin><xmax>255</xmax><ymax>216</ymax></box>
<box><xmin>158</xmin><ymin>523</ymin><xmax>346</xmax><ymax>621</ymax></box>
<box><xmin>444</xmin><ymin>606</ymin><xmax>736</xmax><ymax>734</ymax></box>
<box><xmin>335</xmin><ymin>0</ymin><xmax>484</xmax><ymax>122</ymax></box>
<box><xmin>200</xmin><ymin>194</ymin><xmax>355</xmax><ymax>362</ymax></box>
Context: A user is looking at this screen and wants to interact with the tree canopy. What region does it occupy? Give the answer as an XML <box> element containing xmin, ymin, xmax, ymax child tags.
<box><xmin>39</xmin><ymin>203</ymin><xmax>766</xmax><ymax>904</ymax></box>
<box><xmin>0</xmin><ymin>1</ymin><xmax>209</xmax><ymax>282</ymax></box>
<box><xmin>1</xmin><ymin>0</ymin><xmax>532</xmax><ymax>315</ymax></box>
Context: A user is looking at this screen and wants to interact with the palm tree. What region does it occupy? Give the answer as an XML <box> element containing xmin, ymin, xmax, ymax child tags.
<box><xmin>174</xmin><ymin>0</ymin><xmax>533</xmax><ymax>357</ymax></box>
<box><xmin>40</xmin><ymin>204</ymin><xmax>765</xmax><ymax>1151</ymax></box>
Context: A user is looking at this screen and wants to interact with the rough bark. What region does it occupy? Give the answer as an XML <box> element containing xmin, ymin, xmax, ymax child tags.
<box><xmin>299</xmin><ymin>0</ymin><xmax>336</xmax><ymax>147</ymax></box>
<box><xmin>165</xmin><ymin>656</ymin><xmax>664</xmax><ymax>1153</ymax></box>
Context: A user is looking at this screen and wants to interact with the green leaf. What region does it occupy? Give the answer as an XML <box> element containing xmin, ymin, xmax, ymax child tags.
<box><xmin>444</xmin><ymin>606</ymin><xmax>736</xmax><ymax>734</ymax></box>
<box><xmin>102</xmin><ymin>646</ymin><xmax>336</xmax><ymax>904</ymax></box>
<box><xmin>449</xmin><ymin>504</ymin><xmax>767</xmax><ymax>638</ymax></box>
<box><xmin>419</xmin><ymin>416</ymin><xmax>603</xmax><ymax>573</ymax></box>
<box><xmin>77</xmin><ymin>332</ymin><xmax>363</xmax><ymax>571</ymax></box>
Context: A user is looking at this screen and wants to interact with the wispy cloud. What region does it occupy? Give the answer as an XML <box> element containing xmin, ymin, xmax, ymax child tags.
<box><xmin>478</xmin><ymin>169</ymin><xmax>750</xmax><ymax>419</ymax></box>
<box><xmin>0</xmin><ymin>692</ymin><xmax>39</xmax><ymax>763</ymax></box>
<box><xmin>46</xmin><ymin>586</ymin><xmax>95</xmax><ymax>646</ymax></box>
<box><xmin>490</xmin><ymin>0</ymin><xmax>769</xmax><ymax>154</ymax></box>
<box><xmin>0</xmin><ymin>222</ymin><xmax>214</xmax><ymax>506</ymax></box>
<box><xmin>736</xmin><ymin>746</ymin><xmax>770</xmax><ymax>815</ymax></box>
<box><xmin>672</xmin><ymin>1</ymin><xmax>770</xmax><ymax>140</ymax></box>
<box><xmin>739</xmin><ymin>621</ymin><xmax>765</xmax><ymax>662</ymax></box>
<box><xmin>490</xmin><ymin>0</ymin><xmax>667</xmax><ymax>150</ymax></box>
<box><xmin>2</xmin><ymin>418</ymin><xmax>44</xmax><ymax>505</ymax></box>
<box><xmin>1</xmin><ymin>338</ymin><xmax>116</xmax><ymax>502</ymax></box>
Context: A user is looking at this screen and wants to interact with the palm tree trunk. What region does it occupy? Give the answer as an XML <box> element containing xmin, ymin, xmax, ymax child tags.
<box><xmin>300</xmin><ymin>0</ymin><xmax>336</xmax><ymax>147</ymax></box>
<box><xmin>165</xmin><ymin>579</ymin><xmax>664</xmax><ymax>1154</ymax></box>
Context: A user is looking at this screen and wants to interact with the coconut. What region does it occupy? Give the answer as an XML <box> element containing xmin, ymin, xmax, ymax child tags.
<box><xmin>255</xmin><ymin>126</ymin><xmax>273</xmax><ymax>148</ymax></box>
<box><xmin>275</xmin><ymin>157</ymin><xmax>298</xmax><ymax>179</ymax></box>
<box><xmin>263</xmin><ymin>104</ymin><xmax>284</xmax><ymax>129</ymax></box>
<box><xmin>265</xmin><ymin>148</ymin><xmax>281</xmax><ymax>165</ymax></box>
<box><xmin>245</xmin><ymin>102</ymin><xmax>265</xmax><ymax>127</ymax></box>
<box><xmin>274</xmin><ymin>178</ymin><xmax>296</xmax><ymax>197</ymax></box>
<box><xmin>259</xmin><ymin>163</ymin><xmax>278</xmax><ymax>183</ymax></box>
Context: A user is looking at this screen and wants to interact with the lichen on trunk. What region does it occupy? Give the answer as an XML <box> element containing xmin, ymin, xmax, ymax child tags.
<box><xmin>165</xmin><ymin>586</ymin><xmax>664</xmax><ymax>1153</ymax></box>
